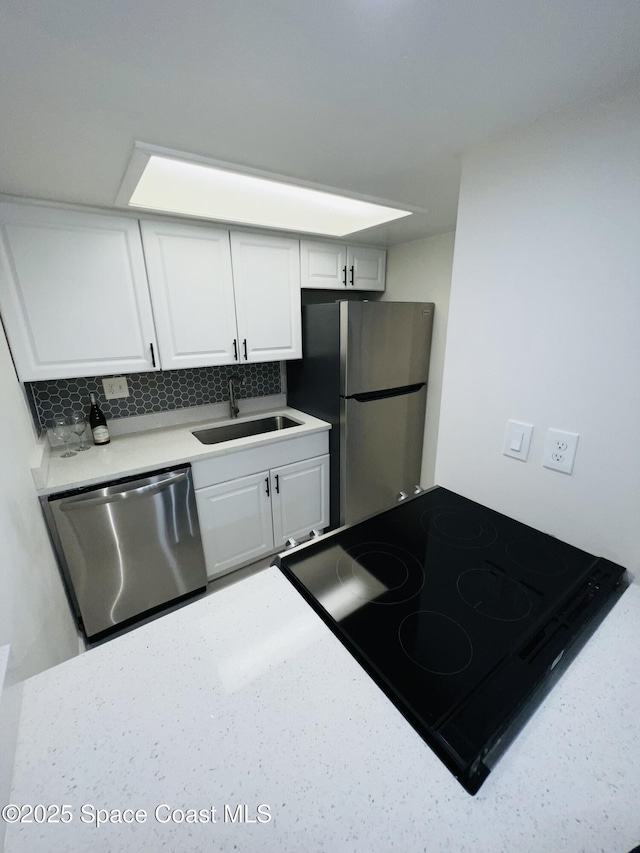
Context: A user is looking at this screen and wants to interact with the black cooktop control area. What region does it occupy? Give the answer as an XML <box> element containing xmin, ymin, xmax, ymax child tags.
<box><xmin>275</xmin><ymin>487</ymin><xmax>627</xmax><ymax>794</ymax></box>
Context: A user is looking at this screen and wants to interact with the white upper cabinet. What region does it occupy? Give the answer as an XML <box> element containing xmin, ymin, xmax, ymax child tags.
<box><xmin>230</xmin><ymin>232</ymin><xmax>302</xmax><ymax>362</ymax></box>
<box><xmin>300</xmin><ymin>240</ymin><xmax>348</xmax><ymax>289</ymax></box>
<box><xmin>347</xmin><ymin>245</ymin><xmax>386</xmax><ymax>291</ymax></box>
<box><xmin>140</xmin><ymin>221</ymin><xmax>238</xmax><ymax>369</ymax></box>
<box><xmin>0</xmin><ymin>203</ymin><xmax>158</xmax><ymax>381</ymax></box>
<box><xmin>142</xmin><ymin>224</ymin><xmax>302</xmax><ymax>367</ymax></box>
<box><xmin>300</xmin><ymin>240</ymin><xmax>386</xmax><ymax>291</ymax></box>
<box><xmin>0</xmin><ymin>202</ymin><xmax>303</xmax><ymax>380</ymax></box>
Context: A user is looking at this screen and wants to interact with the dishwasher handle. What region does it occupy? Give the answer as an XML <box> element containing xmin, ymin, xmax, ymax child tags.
<box><xmin>59</xmin><ymin>472</ymin><xmax>188</xmax><ymax>511</ymax></box>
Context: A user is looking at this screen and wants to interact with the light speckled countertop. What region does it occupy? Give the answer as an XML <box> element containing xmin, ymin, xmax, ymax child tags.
<box><xmin>5</xmin><ymin>569</ymin><xmax>640</xmax><ymax>853</ymax></box>
<box><xmin>36</xmin><ymin>406</ymin><xmax>330</xmax><ymax>495</ymax></box>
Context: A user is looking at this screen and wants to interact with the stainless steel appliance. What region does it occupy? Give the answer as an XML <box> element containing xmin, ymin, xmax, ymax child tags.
<box><xmin>287</xmin><ymin>301</ymin><xmax>434</xmax><ymax>528</ymax></box>
<box><xmin>275</xmin><ymin>486</ymin><xmax>627</xmax><ymax>794</ymax></box>
<box><xmin>43</xmin><ymin>465</ymin><xmax>207</xmax><ymax>639</ymax></box>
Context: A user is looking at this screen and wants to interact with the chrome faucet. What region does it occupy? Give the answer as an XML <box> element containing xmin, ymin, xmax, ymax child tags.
<box><xmin>228</xmin><ymin>374</ymin><xmax>244</xmax><ymax>419</ymax></box>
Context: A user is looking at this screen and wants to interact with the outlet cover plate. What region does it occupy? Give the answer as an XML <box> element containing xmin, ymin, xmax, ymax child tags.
<box><xmin>102</xmin><ymin>376</ymin><xmax>130</xmax><ymax>399</ymax></box>
<box><xmin>543</xmin><ymin>428</ymin><xmax>579</xmax><ymax>474</ymax></box>
<box><xmin>503</xmin><ymin>420</ymin><xmax>534</xmax><ymax>462</ymax></box>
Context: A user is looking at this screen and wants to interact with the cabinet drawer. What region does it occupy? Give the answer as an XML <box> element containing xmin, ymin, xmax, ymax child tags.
<box><xmin>191</xmin><ymin>431</ymin><xmax>329</xmax><ymax>489</ymax></box>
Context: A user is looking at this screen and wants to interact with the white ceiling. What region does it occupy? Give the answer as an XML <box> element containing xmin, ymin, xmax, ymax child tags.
<box><xmin>2</xmin><ymin>1</ymin><xmax>640</xmax><ymax>246</ymax></box>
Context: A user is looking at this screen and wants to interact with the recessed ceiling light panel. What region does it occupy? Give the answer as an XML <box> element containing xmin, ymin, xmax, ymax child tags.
<box><xmin>117</xmin><ymin>145</ymin><xmax>414</xmax><ymax>237</ymax></box>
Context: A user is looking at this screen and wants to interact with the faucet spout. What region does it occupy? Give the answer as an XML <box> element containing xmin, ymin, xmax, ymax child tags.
<box><xmin>228</xmin><ymin>374</ymin><xmax>244</xmax><ymax>419</ymax></box>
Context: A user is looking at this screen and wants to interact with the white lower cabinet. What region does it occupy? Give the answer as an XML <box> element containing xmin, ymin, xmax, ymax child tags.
<box><xmin>196</xmin><ymin>471</ymin><xmax>275</xmax><ymax>577</ymax></box>
<box><xmin>195</xmin><ymin>452</ymin><xmax>329</xmax><ymax>581</ymax></box>
<box><xmin>271</xmin><ymin>455</ymin><xmax>330</xmax><ymax>548</ymax></box>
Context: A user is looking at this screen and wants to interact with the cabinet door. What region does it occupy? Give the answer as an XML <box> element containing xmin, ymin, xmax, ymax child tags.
<box><xmin>347</xmin><ymin>246</ymin><xmax>386</xmax><ymax>291</ymax></box>
<box><xmin>230</xmin><ymin>232</ymin><xmax>302</xmax><ymax>362</ymax></box>
<box><xmin>0</xmin><ymin>203</ymin><xmax>158</xmax><ymax>380</ymax></box>
<box><xmin>271</xmin><ymin>454</ymin><xmax>330</xmax><ymax>547</ymax></box>
<box><xmin>141</xmin><ymin>221</ymin><xmax>239</xmax><ymax>369</ymax></box>
<box><xmin>196</xmin><ymin>471</ymin><xmax>274</xmax><ymax>580</ymax></box>
<box><xmin>300</xmin><ymin>240</ymin><xmax>347</xmax><ymax>289</ymax></box>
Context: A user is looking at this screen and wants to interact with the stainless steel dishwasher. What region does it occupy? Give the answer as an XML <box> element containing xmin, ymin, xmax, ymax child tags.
<box><xmin>43</xmin><ymin>465</ymin><xmax>207</xmax><ymax>639</ymax></box>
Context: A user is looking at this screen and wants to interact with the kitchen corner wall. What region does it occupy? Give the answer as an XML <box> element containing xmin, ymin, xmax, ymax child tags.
<box><xmin>436</xmin><ymin>79</ymin><xmax>640</xmax><ymax>572</ymax></box>
<box><xmin>381</xmin><ymin>231</ymin><xmax>455</xmax><ymax>489</ymax></box>
<box><xmin>0</xmin><ymin>329</ymin><xmax>79</xmax><ymax>686</ymax></box>
<box><xmin>26</xmin><ymin>362</ymin><xmax>282</xmax><ymax>433</ymax></box>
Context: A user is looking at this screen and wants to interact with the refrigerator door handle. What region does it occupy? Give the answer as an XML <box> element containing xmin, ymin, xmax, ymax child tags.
<box><xmin>347</xmin><ymin>382</ymin><xmax>425</xmax><ymax>403</ymax></box>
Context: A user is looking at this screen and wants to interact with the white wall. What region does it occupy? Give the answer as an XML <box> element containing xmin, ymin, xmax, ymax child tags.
<box><xmin>0</xmin><ymin>327</ymin><xmax>79</xmax><ymax>687</ymax></box>
<box><xmin>382</xmin><ymin>232</ymin><xmax>455</xmax><ymax>487</ymax></box>
<box><xmin>436</xmin><ymin>80</ymin><xmax>640</xmax><ymax>572</ymax></box>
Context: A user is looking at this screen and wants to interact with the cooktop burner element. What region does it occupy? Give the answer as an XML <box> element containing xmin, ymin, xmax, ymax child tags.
<box><xmin>336</xmin><ymin>542</ymin><xmax>424</xmax><ymax>604</ymax></box>
<box><xmin>420</xmin><ymin>506</ymin><xmax>498</xmax><ymax>548</ymax></box>
<box><xmin>457</xmin><ymin>568</ymin><xmax>532</xmax><ymax>621</ymax></box>
<box><xmin>275</xmin><ymin>486</ymin><xmax>626</xmax><ymax>795</ymax></box>
<box><xmin>399</xmin><ymin>611</ymin><xmax>473</xmax><ymax>674</ymax></box>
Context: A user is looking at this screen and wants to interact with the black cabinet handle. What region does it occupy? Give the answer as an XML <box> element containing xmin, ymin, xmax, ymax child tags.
<box><xmin>275</xmin><ymin>474</ymin><xmax>280</xmax><ymax>494</ymax></box>
<box><xmin>243</xmin><ymin>339</ymin><xmax>248</xmax><ymax>360</ymax></box>
<box><xmin>150</xmin><ymin>342</ymin><xmax>156</xmax><ymax>367</ymax></box>
<box><xmin>342</xmin><ymin>265</ymin><xmax>347</xmax><ymax>287</ymax></box>
<box><xmin>233</xmin><ymin>339</ymin><xmax>238</xmax><ymax>361</ymax></box>
<box><xmin>265</xmin><ymin>477</ymin><xmax>270</xmax><ymax>496</ymax></box>
<box><xmin>349</xmin><ymin>265</ymin><xmax>355</xmax><ymax>286</ymax></box>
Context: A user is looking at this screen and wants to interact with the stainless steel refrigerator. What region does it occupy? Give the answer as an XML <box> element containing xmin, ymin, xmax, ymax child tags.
<box><xmin>287</xmin><ymin>301</ymin><xmax>434</xmax><ymax>528</ymax></box>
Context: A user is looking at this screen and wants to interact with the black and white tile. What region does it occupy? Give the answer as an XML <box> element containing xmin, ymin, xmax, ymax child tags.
<box><xmin>27</xmin><ymin>363</ymin><xmax>282</xmax><ymax>433</ymax></box>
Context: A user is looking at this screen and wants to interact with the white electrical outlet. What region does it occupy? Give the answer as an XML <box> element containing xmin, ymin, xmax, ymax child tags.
<box><xmin>543</xmin><ymin>429</ymin><xmax>579</xmax><ymax>474</ymax></box>
<box><xmin>102</xmin><ymin>376</ymin><xmax>130</xmax><ymax>399</ymax></box>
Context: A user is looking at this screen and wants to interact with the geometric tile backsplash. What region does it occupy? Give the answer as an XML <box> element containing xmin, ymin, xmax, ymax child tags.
<box><xmin>26</xmin><ymin>362</ymin><xmax>282</xmax><ymax>433</ymax></box>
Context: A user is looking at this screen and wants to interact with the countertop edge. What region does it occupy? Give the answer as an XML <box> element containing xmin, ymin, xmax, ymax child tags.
<box><xmin>35</xmin><ymin>406</ymin><xmax>331</xmax><ymax>496</ymax></box>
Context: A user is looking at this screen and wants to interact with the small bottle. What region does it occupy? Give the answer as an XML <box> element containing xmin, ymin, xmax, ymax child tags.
<box><xmin>89</xmin><ymin>392</ymin><xmax>110</xmax><ymax>445</ymax></box>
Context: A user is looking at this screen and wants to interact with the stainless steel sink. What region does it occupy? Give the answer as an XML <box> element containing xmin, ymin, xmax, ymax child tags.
<box><xmin>192</xmin><ymin>415</ymin><xmax>302</xmax><ymax>445</ymax></box>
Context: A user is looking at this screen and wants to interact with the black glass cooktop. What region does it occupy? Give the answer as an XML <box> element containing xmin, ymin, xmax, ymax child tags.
<box><xmin>275</xmin><ymin>487</ymin><xmax>626</xmax><ymax>794</ymax></box>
